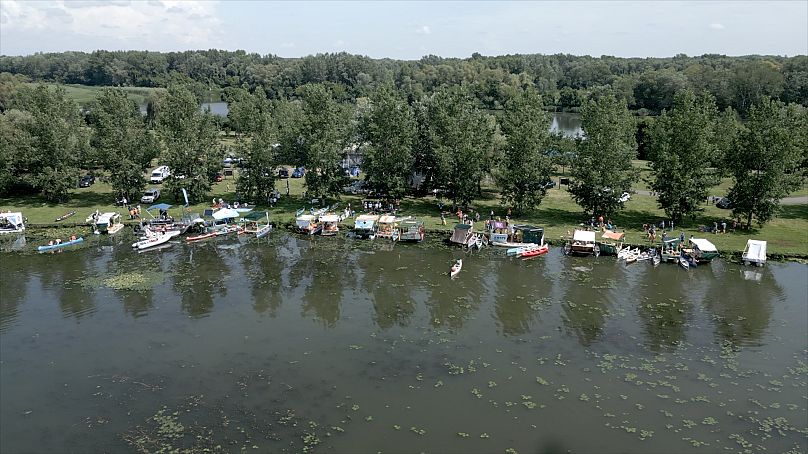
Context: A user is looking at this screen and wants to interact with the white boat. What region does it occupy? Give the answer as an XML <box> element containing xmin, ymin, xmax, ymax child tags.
<box><xmin>92</xmin><ymin>212</ymin><xmax>124</xmax><ymax>234</ymax></box>
<box><xmin>132</xmin><ymin>232</ymin><xmax>173</xmax><ymax>250</ymax></box>
<box><xmin>319</xmin><ymin>214</ymin><xmax>341</xmax><ymax>236</ymax></box>
<box><xmin>742</xmin><ymin>239</ymin><xmax>767</xmax><ymax>267</ymax></box>
<box><xmin>376</xmin><ymin>215</ymin><xmax>399</xmax><ymax>241</ymax></box>
<box><xmin>354</xmin><ymin>214</ymin><xmax>379</xmax><ymax>239</ymax></box>
<box><xmin>295</xmin><ymin>214</ymin><xmax>321</xmax><ymax>235</ymax></box>
<box><xmin>563</xmin><ymin>230</ymin><xmax>600</xmax><ymax>257</ymax></box>
<box><xmin>0</xmin><ymin>212</ymin><xmax>25</xmax><ymax>234</ymax></box>
<box><xmin>450</xmin><ymin>259</ymin><xmax>462</xmax><ymax>278</ymax></box>
<box><xmin>678</xmin><ymin>256</ymin><xmax>690</xmax><ymax>270</ymax></box>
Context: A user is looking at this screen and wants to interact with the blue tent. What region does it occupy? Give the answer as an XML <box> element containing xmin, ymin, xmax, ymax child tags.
<box><xmin>147</xmin><ymin>203</ymin><xmax>173</xmax><ymax>211</ymax></box>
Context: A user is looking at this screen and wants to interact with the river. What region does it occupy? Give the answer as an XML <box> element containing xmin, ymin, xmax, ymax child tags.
<box><xmin>1</xmin><ymin>233</ymin><xmax>805</xmax><ymax>453</ymax></box>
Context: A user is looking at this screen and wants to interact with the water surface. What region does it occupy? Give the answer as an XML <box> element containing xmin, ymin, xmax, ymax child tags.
<box><xmin>1</xmin><ymin>233</ymin><xmax>806</xmax><ymax>453</ymax></box>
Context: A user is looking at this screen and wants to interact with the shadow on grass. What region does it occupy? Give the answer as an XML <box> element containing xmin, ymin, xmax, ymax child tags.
<box><xmin>778</xmin><ymin>204</ymin><xmax>808</xmax><ymax>220</ymax></box>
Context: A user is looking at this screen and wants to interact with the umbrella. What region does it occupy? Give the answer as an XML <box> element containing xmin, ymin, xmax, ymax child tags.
<box><xmin>212</xmin><ymin>208</ymin><xmax>240</xmax><ymax>220</ymax></box>
<box><xmin>147</xmin><ymin>203</ymin><xmax>173</xmax><ymax>211</ymax></box>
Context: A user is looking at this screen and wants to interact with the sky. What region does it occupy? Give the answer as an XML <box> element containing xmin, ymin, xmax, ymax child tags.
<box><xmin>1</xmin><ymin>0</ymin><xmax>806</xmax><ymax>59</ymax></box>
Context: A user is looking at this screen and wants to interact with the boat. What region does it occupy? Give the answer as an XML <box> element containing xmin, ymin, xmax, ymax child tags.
<box><xmin>187</xmin><ymin>231</ymin><xmax>218</xmax><ymax>242</ymax></box>
<box><xmin>678</xmin><ymin>255</ymin><xmax>690</xmax><ymax>270</ymax></box>
<box><xmin>653</xmin><ymin>254</ymin><xmax>661</xmax><ymax>267</ymax></box>
<box><xmin>625</xmin><ymin>249</ymin><xmax>639</xmax><ymax>264</ymax></box>
<box><xmin>0</xmin><ymin>212</ymin><xmax>25</xmax><ymax>234</ymax></box>
<box><xmin>660</xmin><ymin>238</ymin><xmax>681</xmax><ymax>263</ymax></box>
<box><xmin>241</xmin><ymin>211</ymin><xmax>271</xmax><ymax>237</ymax></box>
<box><xmin>521</xmin><ymin>244</ymin><xmax>549</xmax><ymax>258</ymax></box>
<box><xmin>55</xmin><ymin>211</ymin><xmax>76</xmax><ymax>222</ymax></box>
<box><xmin>132</xmin><ymin>232</ymin><xmax>173</xmax><ymax>250</ymax></box>
<box><xmin>37</xmin><ymin>237</ymin><xmax>83</xmax><ymax>252</ymax></box>
<box><xmin>376</xmin><ymin>215</ymin><xmax>400</xmax><ymax>241</ymax></box>
<box><xmin>563</xmin><ymin>230</ymin><xmax>600</xmax><ymax>257</ymax></box>
<box><xmin>92</xmin><ymin>212</ymin><xmax>124</xmax><ymax>234</ymax></box>
<box><xmin>450</xmin><ymin>223</ymin><xmax>474</xmax><ymax>246</ymax></box>
<box><xmin>450</xmin><ymin>259</ymin><xmax>463</xmax><ymax>278</ymax></box>
<box><xmin>319</xmin><ymin>214</ymin><xmax>341</xmax><ymax>236</ymax></box>
<box><xmin>354</xmin><ymin>214</ymin><xmax>379</xmax><ymax>239</ymax></box>
<box><xmin>398</xmin><ymin>219</ymin><xmax>425</xmax><ymax>242</ymax></box>
<box><xmin>742</xmin><ymin>239</ymin><xmax>767</xmax><ymax>267</ymax></box>
<box><xmin>295</xmin><ymin>214</ymin><xmax>322</xmax><ymax>235</ymax></box>
<box><xmin>683</xmin><ymin>238</ymin><xmax>719</xmax><ymax>263</ymax></box>
<box><xmin>598</xmin><ymin>231</ymin><xmax>625</xmax><ymax>256</ymax></box>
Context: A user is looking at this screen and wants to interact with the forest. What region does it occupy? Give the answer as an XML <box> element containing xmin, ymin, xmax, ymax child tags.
<box><xmin>0</xmin><ymin>50</ymin><xmax>806</xmax><ymax>228</ymax></box>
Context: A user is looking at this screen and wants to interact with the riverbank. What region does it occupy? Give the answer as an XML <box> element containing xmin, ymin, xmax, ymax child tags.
<box><xmin>3</xmin><ymin>175</ymin><xmax>807</xmax><ymax>258</ymax></box>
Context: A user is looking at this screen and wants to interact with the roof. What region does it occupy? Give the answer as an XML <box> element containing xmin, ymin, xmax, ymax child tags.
<box><xmin>320</xmin><ymin>214</ymin><xmax>340</xmax><ymax>222</ymax></box>
<box><xmin>0</xmin><ymin>212</ymin><xmax>23</xmax><ymax>221</ymax></box>
<box><xmin>212</xmin><ymin>208</ymin><xmax>240</xmax><ymax>220</ymax></box>
<box><xmin>573</xmin><ymin>230</ymin><xmax>596</xmax><ymax>242</ymax></box>
<box><xmin>454</xmin><ymin>223</ymin><xmax>472</xmax><ymax>231</ymax></box>
<box><xmin>378</xmin><ymin>215</ymin><xmax>397</xmax><ymax>223</ymax></box>
<box><xmin>96</xmin><ymin>212</ymin><xmax>120</xmax><ymax>224</ymax></box>
<box><xmin>514</xmin><ymin>224</ymin><xmax>542</xmax><ymax>232</ymax></box>
<box><xmin>243</xmin><ymin>211</ymin><xmax>268</xmax><ymax>221</ymax></box>
<box><xmin>601</xmin><ymin>231</ymin><xmax>625</xmax><ymax>241</ymax></box>
<box><xmin>744</xmin><ymin>239</ymin><xmax>767</xmax><ymax>261</ymax></box>
<box><xmin>690</xmin><ymin>238</ymin><xmax>717</xmax><ymax>252</ymax></box>
<box><xmin>296</xmin><ymin>214</ymin><xmax>315</xmax><ymax>221</ymax></box>
<box><xmin>356</xmin><ymin>214</ymin><xmax>379</xmax><ymax>221</ymax></box>
<box><xmin>147</xmin><ymin>203</ymin><xmax>172</xmax><ymax>211</ymax></box>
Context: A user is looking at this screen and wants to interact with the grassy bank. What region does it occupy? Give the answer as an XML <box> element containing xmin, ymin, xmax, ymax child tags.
<box><xmin>3</xmin><ymin>170</ymin><xmax>807</xmax><ymax>257</ymax></box>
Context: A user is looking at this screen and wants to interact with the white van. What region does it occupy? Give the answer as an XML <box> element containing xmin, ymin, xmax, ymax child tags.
<box><xmin>150</xmin><ymin>166</ymin><xmax>171</xmax><ymax>183</ymax></box>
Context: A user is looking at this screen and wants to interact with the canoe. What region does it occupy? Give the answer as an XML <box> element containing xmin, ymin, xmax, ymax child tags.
<box><xmin>55</xmin><ymin>211</ymin><xmax>76</xmax><ymax>222</ymax></box>
<box><xmin>256</xmin><ymin>224</ymin><xmax>272</xmax><ymax>238</ymax></box>
<box><xmin>187</xmin><ymin>231</ymin><xmax>217</xmax><ymax>242</ymax></box>
<box><xmin>653</xmin><ymin>255</ymin><xmax>661</xmax><ymax>267</ymax></box>
<box><xmin>520</xmin><ymin>245</ymin><xmax>549</xmax><ymax>258</ymax></box>
<box><xmin>132</xmin><ymin>232</ymin><xmax>172</xmax><ymax>250</ymax></box>
<box><xmin>450</xmin><ymin>259</ymin><xmax>463</xmax><ymax>278</ymax></box>
<box><xmin>678</xmin><ymin>256</ymin><xmax>690</xmax><ymax>270</ymax></box>
<box><xmin>37</xmin><ymin>237</ymin><xmax>83</xmax><ymax>252</ymax></box>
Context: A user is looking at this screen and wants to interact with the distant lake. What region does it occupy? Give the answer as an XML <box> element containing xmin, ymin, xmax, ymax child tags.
<box><xmin>550</xmin><ymin>112</ymin><xmax>583</xmax><ymax>137</ymax></box>
<box><xmin>200</xmin><ymin>102</ymin><xmax>229</xmax><ymax>117</ymax></box>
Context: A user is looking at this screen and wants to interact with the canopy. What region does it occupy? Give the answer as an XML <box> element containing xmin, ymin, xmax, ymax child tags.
<box><xmin>96</xmin><ymin>212</ymin><xmax>119</xmax><ymax>224</ymax></box>
<box><xmin>356</xmin><ymin>214</ymin><xmax>379</xmax><ymax>222</ymax></box>
<box><xmin>243</xmin><ymin>211</ymin><xmax>268</xmax><ymax>221</ymax></box>
<box><xmin>212</xmin><ymin>208</ymin><xmax>240</xmax><ymax>220</ymax></box>
<box><xmin>378</xmin><ymin>215</ymin><xmax>397</xmax><ymax>224</ymax></box>
<box><xmin>147</xmin><ymin>203</ymin><xmax>173</xmax><ymax>211</ymax></box>
<box><xmin>744</xmin><ymin>239</ymin><xmax>767</xmax><ymax>261</ymax></box>
<box><xmin>320</xmin><ymin>214</ymin><xmax>340</xmax><ymax>223</ymax></box>
<box><xmin>690</xmin><ymin>238</ymin><xmax>717</xmax><ymax>252</ymax></box>
<box><xmin>296</xmin><ymin>214</ymin><xmax>315</xmax><ymax>221</ymax></box>
<box><xmin>355</xmin><ymin>219</ymin><xmax>376</xmax><ymax>229</ymax></box>
<box><xmin>400</xmin><ymin>219</ymin><xmax>423</xmax><ymax>227</ymax></box>
<box><xmin>450</xmin><ymin>223</ymin><xmax>472</xmax><ymax>244</ymax></box>
<box><xmin>601</xmin><ymin>231</ymin><xmax>625</xmax><ymax>241</ymax></box>
<box><xmin>0</xmin><ymin>212</ymin><xmax>24</xmax><ymax>224</ymax></box>
<box><xmin>573</xmin><ymin>230</ymin><xmax>596</xmax><ymax>243</ymax></box>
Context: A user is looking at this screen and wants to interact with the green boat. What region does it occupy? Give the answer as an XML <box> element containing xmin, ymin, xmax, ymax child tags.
<box><xmin>660</xmin><ymin>238</ymin><xmax>681</xmax><ymax>262</ymax></box>
<box><xmin>684</xmin><ymin>238</ymin><xmax>719</xmax><ymax>263</ymax></box>
<box><xmin>598</xmin><ymin>230</ymin><xmax>625</xmax><ymax>256</ymax></box>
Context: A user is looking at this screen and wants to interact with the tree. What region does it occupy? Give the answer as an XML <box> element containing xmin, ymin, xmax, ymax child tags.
<box><xmin>498</xmin><ymin>88</ymin><xmax>553</xmax><ymax>214</ymax></box>
<box><xmin>299</xmin><ymin>84</ymin><xmax>351</xmax><ymax>199</ymax></box>
<box><xmin>726</xmin><ymin>98</ymin><xmax>804</xmax><ymax>226</ymax></box>
<box><xmin>568</xmin><ymin>93</ymin><xmax>638</xmax><ymax>217</ymax></box>
<box><xmin>418</xmin><ymin>88</ymin><xmax>495</xmax><ymax>208</ymax></box>
<box><xmin>2</xmin><ymin>85</ymin><xmax>88</xmax><ymax>201</ymax></box>
<box><xmin>155</xmin><ymin>85</ymin><xmax>220</xmax><ymax>204</ymax></box>
<box><xmin>648</xmin><ymin>90</ymin><xmax>719</xmax><ymax>222</ymax></box>
<box><xmin>729</xmin><ymin>61</ymin><xmax>784</xmax><ymax>116</ymax></box>
<box><xmin>358</xmin><ymin>85</ymin><xmax>415</xmax><ymax>199</ymax></box>
<box><xmin>236</xmin><ymin>103</ymin><xmax>278</xmax><ymax>201</ymax></box>
<box><xmin>89</xmin><ymin>88</ymin><xmax>159</xmax><ymax>201</ymax></box>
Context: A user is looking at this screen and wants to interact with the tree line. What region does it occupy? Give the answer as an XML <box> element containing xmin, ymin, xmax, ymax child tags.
<box><xmin>1</xmin><ymin>50</ymin><xmax>806</xmax><ymax>116</ymax></box>
<box><xmin>0</xmin><ymin>78</ymin><xmax>805</xmax><ymax>228</ymax></box>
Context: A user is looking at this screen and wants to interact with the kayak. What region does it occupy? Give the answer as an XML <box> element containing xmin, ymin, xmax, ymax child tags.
<box><xmin>520</xmin><ymin>245</ymin><xmax>549</xmax><ymax>258</ymax></box>
<box><xmin>256</xmin><ymin>224</ymin><xmax>272</xmax><ymax>238</ymax></box>
<box><xmin>187</xmin><ymin>231</ymin><xmax>217</xmax><ymax>242</ymax></box>
<box><xmin>450</xmin><ymin>259</ymin><xmax>463</xmax><ymax>278</ymax></box>
<box><xmin>37</xmin><ymin>237</ymin><xmax>83</xmax><ymax>252</ymax></box>
<box><xmin>55</xmin><ymin>211</ymin><xmax>76</xmax><ymax>222</ymax></box>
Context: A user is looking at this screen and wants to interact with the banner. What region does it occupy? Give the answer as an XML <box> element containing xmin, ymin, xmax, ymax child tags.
<box><xmin>181</xmin><ymin>188</ymin><xmax>189</xmax><ymax>207</ymax></box>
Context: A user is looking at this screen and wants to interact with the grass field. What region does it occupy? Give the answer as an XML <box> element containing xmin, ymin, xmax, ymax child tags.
<box><xmin>3</xmin><ymin>165</ymin><xmax>807</xmax><ymax>257</ymax></box>
<box><xmin>26</xmin><ymin>83</ymin><xmax>162</xmax><ymax>107</ymax></box>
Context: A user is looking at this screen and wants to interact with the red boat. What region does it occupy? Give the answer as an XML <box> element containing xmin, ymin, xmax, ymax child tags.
<box><xmin>187</xmin><ymin>231</ymin><xmax>217</xmax><ymax>242</ymax></box>
<box><xmin>520</xmin><ymin>245</ymin><xmax>549</xmax><ymax>258</ymax></box>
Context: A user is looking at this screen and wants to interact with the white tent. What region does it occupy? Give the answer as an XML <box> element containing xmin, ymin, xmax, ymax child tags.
<box><xmin>690</xmin><ymin>238</ymin><xmax>717</xmax><ymax>252</ymax></box>
<box><xmin>212</xmin><ymin>208</ymin><xmax>240</xmax><ymax>220</ymax></box>
<box><xmin>742</xmin><ymin>239</ymin><xmax>767</xmax><ymax>266</ymax></box>
<box><xmin>573</xmin><ymin>230</ymin><xmax>596</xmax><ymax>243</ymax></box>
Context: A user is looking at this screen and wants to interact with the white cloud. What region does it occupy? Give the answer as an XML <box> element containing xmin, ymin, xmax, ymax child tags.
<box><xmin>0</xmin><ymin>0</ymin><xmax>222</xmax><ymax>52</ymax></box>
<box><xmin>415</xmin><ymin>25</ymin><xmax>431</xmax><ymax>35</ymax></box>
<box><xmin>333</xmin><ymin>39</ymin><xmax>345</xmax><ymax>47</ymax></box>
<box><xmin>709</xmin><ymin>22</ymin><xmax>725</xmax><ymax>30</ymax></box>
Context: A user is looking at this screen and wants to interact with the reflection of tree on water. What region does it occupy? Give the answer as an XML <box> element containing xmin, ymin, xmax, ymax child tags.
<box><xmin>425</xmin><ymin>254</ymin><xmax>486</xmax><ymax>331</ymax></box>
<box><xmin>38</xmin><ymin>249</ymin><xmax>98</xmax><ymax>318</ymax></box>
<box><xmin>0</xmin><ymin>257</ymin><xmax>33</xmax><ymax>332</ymax></box>
<box><xmin>701</xmin><ymin>265</ymin><xmax>780</xmax><ymax>347</ymax></box>
<box><xmin>240</xmin><ymin>241</ymin><xmax>285</xmax><ymax>317</ymax></box>
<box><xmin>292</xmin><ymin>238</ymin><xmax>352</xmax><ymax>327</ymax></box>
<box><xmin>360</xmin><ymin>248</ymin><xmax>420</xmax><ymax>329</ymax></box>
<box><xmin>559</xmin><ymin>264</ymin><xmax>614</xmax><ymax>347</ymax></box>
<box><xmin>171</xmin><ymin>245</ymin><xmax>230</xmax><ymax>318</ymax></box>
<box><xmin>634</xmin><ymin>273</ymin><xmax>693</xmax><ymax>352</ymax></box>
<box><xmin>492</xmin><ymin>259</ymin><xmax>550</xmax><ymax>336</ymax></box>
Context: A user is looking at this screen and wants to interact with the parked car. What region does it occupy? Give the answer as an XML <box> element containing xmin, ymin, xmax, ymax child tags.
<box><xmin>716</xmin><ymin>197</ymin><xmax>733</xmax><ymax>209</ymax></box>
<box><xmin>619</xmin><ymin>192</ymin><xmax>631</xmax><ymax>203</ymax></box>
<box><xmin>540</xmin><ymin>179</ymin><xmax>556</xmax><ymax>189</ymax></box>
<box><xmin>140</xmin><ymin>188</ymin><xmax>161</xmax><ymax>204</ymax></box>
<box><xmin>292</xmin><ymin>167</ymin><xmax>305</xmax><ymax>178</ymax></box>
<box><xmin>150</xmin><ymin>166</ymin><xmax>170</xmax><ymax>183</ymax></box>
<box><xmin>214</xmin><ymin>172</ymin><xmax>224</xmax><ymax>182</ymax></box>
<box><xmin>78</xmin><ymin>175</ymin><xmax>95</xmax><ymax>188</ymax></box>
<box><xmin>343</xmin><ymin>180</ymin><xmax>367</xmax><ymax>194</ymax></box>
<box><xmin>278</xmin><ymin>168</ymin><xmax>289</xmax><ymax>178</ymax></box>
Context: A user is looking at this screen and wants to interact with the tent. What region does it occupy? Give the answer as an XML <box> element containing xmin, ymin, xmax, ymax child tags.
<box><xmin>212</xmin><ymin>208</ymin><xmax>240</xmax><ymax>220</ymax></box>
<box><xmin>243</xmin><ymin>211</ymin><xmax>268</xmax><ymax>221</ymax></box>
<box><xmin>601</xmin><ymin>231</ymin><xmax>625</xmax><ymax>241</ymax></box>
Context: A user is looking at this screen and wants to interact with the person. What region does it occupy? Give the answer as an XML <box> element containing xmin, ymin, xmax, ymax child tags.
<box><xmin>122</xmin><ymin>196</ymin><xmax>128</xmax><ymax>206</ymax></box>
<box><xmin>507</xmin><ymin>207</ymin><xmax>512</xmax><ymax>218</ymax></box>
<box><xmin>48</xmin><ymin>240</ymin><xmax>54</xmax><ymax>246</ymax></box>
<box><xmin>475</xmin><ymin>211</ymin><xmax>480</xmax><ymax>223</ymax></box>
<box><xmin>489</xmin><ymin>209</ymin><xmax>494</xmax><ymax>220</ymax></box>
<box><xmin>55</xmin><ymin>238</ymin><xmax>62</xmax><ymax>244</ymax></box>
<box><xmin>662</xmin><ymin>231</ymin><xmax>668</xmax><ymax>242</ymax></box>
<box><xmin>598</xmin><ymin>215</ymin><xmax>604</xmax><ymax>227</ymax></box>
<box><xmin>721</xmin><ymin>221</ymin><xmax>727</xmax><ymax>234</ymax></box>
<box><xmin>713</xmin><ymin>221</ymin><xmax>718</xmax><ymax>234</ymax></box>
<box><xmin>70</xmin><ymin>235</ymin><xmax>76</xmax><ymax>241</ymax></box>
<box><xmin>679</xmin><ymin>231</ymin><xmax>685</xmax><ymax>244</ymax></box>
